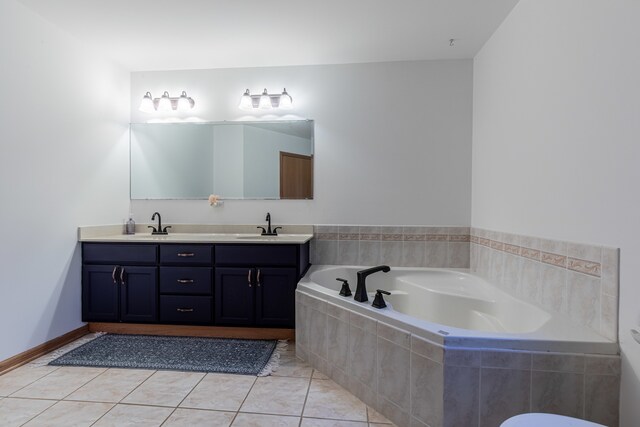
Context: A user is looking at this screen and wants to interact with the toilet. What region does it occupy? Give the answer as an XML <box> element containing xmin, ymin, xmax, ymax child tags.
<box><xmin>501</xmin><ymin>413</ymin><xmax>606</xmax><ymax>427</ymax></box>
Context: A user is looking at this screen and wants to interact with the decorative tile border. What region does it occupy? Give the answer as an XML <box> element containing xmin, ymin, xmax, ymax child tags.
<box><xmin>470</xmin><ymin>227</ymin><xmax>620</xmax><ymax>341</ymax></box>
<box><xmin>568</xmin><ymin>257</ymin><xmax>602</xmax><ymax>277</ymax></box>
<box><xmin>311</xmin><ymin>225</ymin><xmax>471</xmax><ymax>268</ymax></box>
<box><xmin>471</xmin><ymin>230</ymin><xmax>602</xmax><ymax>277</ymax></box>
<box><xmin>315</xmin><ymin>226</ymin><xmax>470</xmax><ymax>243</ymax></box>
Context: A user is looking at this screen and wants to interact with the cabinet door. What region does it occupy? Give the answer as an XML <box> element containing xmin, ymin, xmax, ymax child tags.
<box><xmin>82</xmin><ymin>265</ymin><xmax>119</xmax><ymax>322</ymax></box>
<box><xmin>120</xmin><ymin>266</ymin><xmax>158</xmax><ymax>323</ymax></box>
<box><xmin>255</xmin><ymin>267</ymin><xmax>297</xmax><ymax>327</ymax></box>
<box><xmin>215</xmin><ymin>267</ymin><xmax>255</xmax><ymax>326</ymax></box>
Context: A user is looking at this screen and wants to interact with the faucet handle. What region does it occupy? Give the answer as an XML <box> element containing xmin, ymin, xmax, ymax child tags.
<box><xmin>336</xmin><ymin>278</ymin><xmax>352</xmax><ymax>297</ymax></box>
<box><xmin>147</xmin><ymin>225</ymin><xmax>158</xmax><ymax>233</ymax></box>
<box><xmin>372</xmin><ymin>289</ymin><xmax>391</xmax><ymax>309</ymax></box>
<box><xmin>272</xmin><ymin>226</ymin><xmax>282</xmax><ymax>236</ymax></box>
<box><xmin>257</xmin><ymin>226</ymin><xmax>267</xmax><ymax>235</ymax></box>
<box><xmin>162</xmin><ymin>225</ymin><xmax>172</xmax><ymax>233</ymax></box>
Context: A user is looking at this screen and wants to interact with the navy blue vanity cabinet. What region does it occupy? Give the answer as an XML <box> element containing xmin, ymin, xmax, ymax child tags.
<box><xmin>82</xmin><ymin>265</ymin><xmax>119</xmax><ymax>322</ymax></box>
<box><xmin>214</xmin><ymin>244</ymin><xmax>308</xmax><ymax>328</ymax></box>
<box><xmin>82</xmin><ymin>243</ymin><xmax>158</xmax><ymax>323</ymax></box>
<box><xmin>158</xmin><ymin>244</ymin><xmax>213</xmax><ymax>324</ymax></box>
<box><xmin>214</xmin><ymin>267</ymin><xmax>256</xmax><ymax>325</ymax></box>
<box><xmin>254</xmin><ymin>267</ymin><xmax>298</xmax><ymax>327</ymax></box>
<box><xmin>119</xmin><ymin>266</ymin><xmax>158</xmax><ymax>322</ymax></box>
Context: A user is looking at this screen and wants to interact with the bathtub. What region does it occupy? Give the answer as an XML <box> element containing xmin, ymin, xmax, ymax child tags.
<box><xmin>298</xmin><ymin>265</ymin><xmax>617</xmax><ymax>354</ymax></box>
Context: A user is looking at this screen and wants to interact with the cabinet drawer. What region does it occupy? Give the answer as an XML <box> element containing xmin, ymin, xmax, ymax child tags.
<box><xmin>83</xmin><ymin>243</ymin><xmax>157</xmax><ymax>265</ymax></box>
<box><xmin>160</xmin><ymin>296</ymin><xmax>212</xmax><ymax>324</ymax></box>
<box><xmin>160</xmin><ymin>267</ymin><xmax>212</xmax><ymax>295</ymax></box>
<box><xmin>215</xmin><ymin>245</ymin><xmax>297</xmax><ymax>266</ymax></box>
<box><xmin>160</xmin><ymin>245</ymin><xmax>212</xmax><ymax>265</ymax></box>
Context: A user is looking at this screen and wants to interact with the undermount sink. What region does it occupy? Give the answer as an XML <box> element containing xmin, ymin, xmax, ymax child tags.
<box><xmin>234</xmin><ymin>235</ymin><xmax>281</xmax><ymax>240</ymax></box>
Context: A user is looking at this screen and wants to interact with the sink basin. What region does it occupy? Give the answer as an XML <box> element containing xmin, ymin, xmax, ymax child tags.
<box><xmin>235</xmin><ymin>235</ymin><xmax>280</xmax><ymax>240</ymax></box>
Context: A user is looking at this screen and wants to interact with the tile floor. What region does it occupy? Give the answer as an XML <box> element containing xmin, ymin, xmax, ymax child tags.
<box><xmin>0</xmin><ymin>339</ymin><xmax>395</xmax><ymax>427</ymax></box>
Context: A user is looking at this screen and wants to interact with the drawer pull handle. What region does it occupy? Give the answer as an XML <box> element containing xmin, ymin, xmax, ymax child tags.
<box><xmin>177</xmin><ymin>279</ymin><xmax>194</xmax><ymax>284</ymax></box>
<box><xmin>177</xmin><ymin>308</ymin><xmax>194</xmax><ymax>312</ymax></box>
<box><xmin>177</xmin><ymin>252</ymin><xmax>195</xmax><ymax>257</ymax></box>
<box><xmin>257</xmin><ymin>269</ymin><xmax>261</xmax><ymax>287</ymax></box>
<box><xmin>120</xmin><ymin>267</ymin><xmax>126</xmax><ymax>285</ymax></box>
<box><xmin>248</xmin><ymin>269</ymin><xmax>252</xmax><ymax>287</ymax></box>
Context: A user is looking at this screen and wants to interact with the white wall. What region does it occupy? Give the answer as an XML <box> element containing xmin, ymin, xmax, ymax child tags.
<box><xmin>471</xmin><ymin>1</ymin><xmax>640</xmax><ymax>424</ymax></box>
<box><xmin>129</xmin><ymin>60</ymin><xmax>473</xmax><ymax>226</ymax></box>
<box><xmin>0</xmin><ymin>0</ymin><xmax>130</xmax><ymax>361</ymax></box>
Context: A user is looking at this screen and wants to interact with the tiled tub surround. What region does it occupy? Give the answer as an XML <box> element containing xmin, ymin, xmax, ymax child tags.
<box><xmin>469</xmin><ymin>228</ymin><xmax>619</xmax><ymax>341</ymax></box>
<box><xmin>311</xmin><ymin>226</ymin><xmax>470</xmax><ymax>268</ymax></box>
<box><xmin>296</xmin><ymin>291</ymin><xmax>621</xmax><ymax>427</ymax></box>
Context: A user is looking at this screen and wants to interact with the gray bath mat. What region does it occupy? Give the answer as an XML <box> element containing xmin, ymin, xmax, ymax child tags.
<box><xmin>48</xmin><ymin>334</ymin><xmax>279</xmax><ymax>376</ymax></box>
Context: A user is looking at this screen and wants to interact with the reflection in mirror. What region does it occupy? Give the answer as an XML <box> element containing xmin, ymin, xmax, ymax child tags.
<box><xmin>130</xmin><ymin>120</ymin><xmax>314</xmax><ymax>200</ymax></box>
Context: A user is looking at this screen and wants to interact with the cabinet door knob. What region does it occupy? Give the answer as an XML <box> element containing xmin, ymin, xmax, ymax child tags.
<box><xmin>177</xmin><ymin>252</ymin><xmax>195</xmax><ymax>257</ymax></box>
<box><xmin>177</xmin><ymin>308</ymin><xmax>194</xmax><ymax>312</ymax></box>
<box><xmin>257</xmin><ymin>269</ymin><xmax>261</xmax><ymax>287</ymax></box>
<box><xmin>177</xmin><ymin>279</ymin><xmax>194</xmax><ymax>284</ymax></box>
<box><xmin>120</xmin><ymin>267</ymin><xmax>126</xmax><ymax>285</ymax></box>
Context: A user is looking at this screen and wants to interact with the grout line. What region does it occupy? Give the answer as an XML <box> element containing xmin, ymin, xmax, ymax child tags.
<box><xmin>15</xmin><ymin>398</ymin><xmax>57</xmax><ymax>427</ymax></box>
<box><xmin>297</xmin><ymin>369</ymin><xmax>314</xmax><ymax>426</ymax></box>
<box><xmin>174</xmin><ymin>371</ymin><xmax>208</xmax><ymax>409</ymax></box>
<box><xmin>115</xmin><ymin>369</ymin><xmax>159</xmax><ymax>404</ymax></box>
<box><xmin>229</xmin><ymin>373</ymin><xmax>258</xmax><ymax>425</ymax></box>
<box><xmin>5</xmin><ymin>366</ymin><xmax>62</xmax><ymax>398</ymax></box>
<box><xmin>159</xmin><ymin>407</ymin><xmax>178</xmax><ymax>427</ymax></box>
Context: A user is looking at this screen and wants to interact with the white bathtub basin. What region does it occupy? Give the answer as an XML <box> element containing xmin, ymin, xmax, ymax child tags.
<box><xmin>299</xmin><ymin>265</ymin><xmax>617</xmax><ymax>354</ymax></box>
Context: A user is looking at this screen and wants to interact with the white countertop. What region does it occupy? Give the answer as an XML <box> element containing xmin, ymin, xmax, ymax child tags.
<box><xmin>80</xmin><ymin>232</ymin><xmax>313</xmax><ymax>244</ymax></box>
<box><xmin>78</xmin><ymin>224</ymin><xmax>314</xmax><ymax>244</ymax></box>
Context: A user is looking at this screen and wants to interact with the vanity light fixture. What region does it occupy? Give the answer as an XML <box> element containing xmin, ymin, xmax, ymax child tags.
<box><xmin>138</xmin><ymin>91</ymin><xmax>195</xmax><ymax>113</ymax></box>
<box><xmin>238</xmin><ymin>88</ymin><xmax>293</xmax><ymax>110</ymax></box>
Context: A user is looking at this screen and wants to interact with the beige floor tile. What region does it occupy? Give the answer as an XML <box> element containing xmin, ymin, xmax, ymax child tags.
<box><xmin>163</xmin><ymin>408</ymin><xmax>235</xmax><ymax>427</ymax></box>
<box><xmin>273</xmin><ymin>354</ymin><xmax>313</xmax><ymax>378</ymax></box>
<box><xmin>231</xmin><ymin>413</ymin><xmax>300</xmax><ymax>427</ymax></box>
<box><xmin>300</xmin><ymin>418</ymin><xmax>368</xmax><ymax>426</ymax></box>
<box><xmin>303</xmin><ymin>379</ymin><xmax>367</xmax><ymax>422</ymax></box>
<box><xmin>0</xmin><ymin>398</ymin><xmax>56</xmax><ymax>427</ymax></box>
<box><xmin>240</xmin><ymin>376</ymin><xmax>310</xmax><ymax>416</ymax></box>
<box><xmin>180</xmin><ymin>373</ymin><xmax>255</xmax><ymax>411</ymax></box>
<box><xmin>367</xmin><ymin>406</ymin><xmax>392</xmax><ymax>424</ymax></box>
<box><xmin>11</xmin><ymin>367</ymin><xmax>106</xmax><ymax>400</ymax></box>
<box><xmin>92</xmin><ymin>404</ymin><xmax>173</xmax><ymax>426</ymax></box>
<box><xmin>0</xmin><ymin>366</ymin><xmax>59</xmax><ymax>397</ymax></box>
<box><xmin>23</xmin><ymin>400</ymin><xmax>114</xmax><ymax>426</ymax></box>
<box><xmin>122</xmin><ymin>370</ymin><xmax>204</xmax><ymax>407</ymax></box>
<box><xmin>65</xmin><ymin>369</ymin><xmax>154</xmax><ymax>403</ymax></box>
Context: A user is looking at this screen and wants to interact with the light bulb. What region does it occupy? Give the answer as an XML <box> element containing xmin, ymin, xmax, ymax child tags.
<box><xmin>239</xmin><ymin>89</ymin><xmax>253</xmax><ymax>110</ymax></box>
<box><xmin>158</xmin><ymin>91</ymin><xmax>173</xmax><ymax>111</ymax></box>
<box><xmin>177</xmin><ymin>91</ymin><xmax>192</xmax><ymax>111</ymax></box>
<box><xmin>139</xmin><ymin>92</ymin><xmax>155</xmax><ymax>113</ymax></box>
<box><xmin>259</xmin><ymin>88</ymin><xmax>271</xmax><ymax>109</ymax></box>
<box><xmin>279</xmin><ymin>88</ymin><xmax>293</xmax><ymax>109</ymax></box>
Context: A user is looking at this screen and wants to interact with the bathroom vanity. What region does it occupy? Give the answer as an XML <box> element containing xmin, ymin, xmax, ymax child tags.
<box><xmin>80</xmin><ymin>227</ymin><xmax>312</xmax><ymax>331</ymax></box>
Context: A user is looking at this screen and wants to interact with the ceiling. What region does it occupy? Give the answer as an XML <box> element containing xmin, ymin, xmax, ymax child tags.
<box><xmin>17</xmin><ymin>0</ymin><xmax>520</xmax><ymax>72</ymax></box>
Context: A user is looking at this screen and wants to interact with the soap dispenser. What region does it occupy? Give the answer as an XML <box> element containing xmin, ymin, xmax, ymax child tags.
<box><xmin>125</xmin><ymin>214</ymin><xmax>136</xmax><ymax>235</ymax></box>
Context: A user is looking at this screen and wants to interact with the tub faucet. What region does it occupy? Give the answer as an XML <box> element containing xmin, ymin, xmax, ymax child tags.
<box><xmin>354</xmin><ymin>265</ymin><xmax>390</xmax><ymax>302</ymax></box>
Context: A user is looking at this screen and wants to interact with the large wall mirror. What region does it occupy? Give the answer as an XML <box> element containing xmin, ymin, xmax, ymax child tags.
<box><xmin>130</xmin><ymin>120</ymin><xmax>314</xmax><ymax>200</ymax></box>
